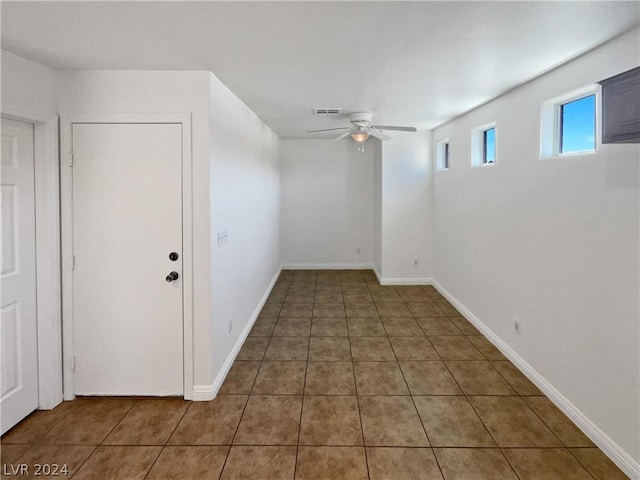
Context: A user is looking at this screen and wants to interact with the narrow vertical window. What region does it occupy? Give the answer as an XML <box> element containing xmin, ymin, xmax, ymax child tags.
<box><xmin>435</xmin><ymin>139</ymin><xmax>450</xmax><ymax>171</ymax></box>
<box><xmin>444</xmin><ymin>142</ymin><xmax>450</xmax><ymax>169</ymax></box>
<box><xmin>483</xmin><ymin>127</ymin><xmax>496</xmax><ymax>164</ymax></box>
<box><xmin>471</xmin><ymin>122</ymin><xmax>496</xmax><ymax>167</ymax></box>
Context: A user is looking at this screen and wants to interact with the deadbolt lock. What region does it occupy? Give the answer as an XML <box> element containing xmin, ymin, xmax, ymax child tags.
<box><xmin>166</xmin><ymin>271</ymin><xmax>179</xmax><ymax>282</ymax></box>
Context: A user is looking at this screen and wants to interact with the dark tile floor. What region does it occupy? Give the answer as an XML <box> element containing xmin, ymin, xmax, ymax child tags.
<box><xmin>0</xmin><ymin>269</ymin><xmax>629</xmax><ymax>479</ymax></box>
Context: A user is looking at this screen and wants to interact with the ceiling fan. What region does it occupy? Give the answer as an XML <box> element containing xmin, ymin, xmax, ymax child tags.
<box><xmin>307</xmin><ymin>112</ymin><xmax>417</xmax><ymax>143</ymax></box>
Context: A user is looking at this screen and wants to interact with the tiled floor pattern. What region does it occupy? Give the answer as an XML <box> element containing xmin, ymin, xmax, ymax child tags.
<box><xmin>1</xmin><ymin>269</ymin><xmax>629</xmax><ymax>479</ymax></box>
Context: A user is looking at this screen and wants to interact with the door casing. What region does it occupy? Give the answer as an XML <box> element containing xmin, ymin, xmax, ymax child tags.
<box><xmin>60</xmin><ymin>113</ymin><xmax>194</xmax><ymax>400</ymax></box>
<box><xmin>1</xmin><ymin>107</ymin><xmax>61</xmax><ymax>411</ymax></box>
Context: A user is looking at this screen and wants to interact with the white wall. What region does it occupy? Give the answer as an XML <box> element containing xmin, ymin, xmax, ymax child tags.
<box><xmin>432</xmin><ymin>29</ymin><xmax>639</xmax><ymax>475</ymax></box>
<box><xmin>280</xmin><ymin>139</ymin><xmax>374</xmax><ymax>267</ymax></box>
<box><xmin>16</xmin><ymin>67</ymin><xmax>279</xmax><ymax>400</ymax></box>
<box><xmin>373</xmin><ymin>138</ymin><xmax>383</xmax><ymax>275</ymax></box>
<box><xmin>1</xmin><ymin>50</ymin><xmax>58</xmax><ymax>115</ymax></box>
<box><xmin>208</xmin><ymin>74</ymin><xmax>280</xmax><ymax>391</ymax></box>
<box><xmin>1</xmin><ymin>51</ymin><xmax>62</xmax><ymax>410</ymax></box>
<box><xmin>5</xmin><ymin>38</ymin><xmax>638</xmax><ymax>475</ymax></box>
<box><xmin>58</xmin><ymin>71</ymin><xmax>281</xmax><ymax>398</ymax></box>
<box><xmin>278</xmin><ymin>132</ymin><xmax>434</xmax><ymax>282</ymax></box>
<box><xmin>57</xmin><ymin>70</ymin><xmax>215</xmax><ymax>390</ymax></box>
<box><xmin>378</xmin><ymin>131</ymin><xmax>434</xmax><ymax>282</ymax></box>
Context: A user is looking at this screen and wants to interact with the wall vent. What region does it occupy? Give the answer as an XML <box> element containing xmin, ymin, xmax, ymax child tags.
<box><xmin>313</xmin><ymin>108</ymin><xmax>342</xmax><ymax>116</ymax></box>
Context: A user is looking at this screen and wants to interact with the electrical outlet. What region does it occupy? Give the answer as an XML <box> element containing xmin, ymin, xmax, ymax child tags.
<box><xmin>413</xmin><ymin>257</ymin><xmax>419</xmax><ymax>266</ymax></box>
<box><xmin>217</xmin><ymin>230</ymin><xmax>229</xmax><ymax>246</ymax></box>
<box><xmin>514</xmin><ymin>318</ymin><xmax>522</xmax><ymax>335</ymax></box>
<box><xmin>228</xmin><ymin>317</ymin><xmax>233</xmax><ymax>333</ymax></box>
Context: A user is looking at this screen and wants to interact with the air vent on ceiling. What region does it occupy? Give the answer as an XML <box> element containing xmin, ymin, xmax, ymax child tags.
<box><xmin>313</xmin><ymin>108</ymin><xmax>342</xmax><ymax>116</ymax></box>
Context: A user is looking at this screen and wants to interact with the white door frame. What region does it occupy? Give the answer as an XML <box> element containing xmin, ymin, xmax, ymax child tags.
<box><xmin>1</xmin><ymin>107</ymin><xmax>62</xmax><ymax>410</ymax></box>
<box><xmin>60</xmin><ymin>113</ymin><xmax>194</xmax><ymax>401</ymax></box>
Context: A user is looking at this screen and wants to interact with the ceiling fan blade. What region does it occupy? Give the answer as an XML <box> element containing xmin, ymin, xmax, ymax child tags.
<box><xmin>334</xmin><ymin>131</ymin><xmax>353</xmax><ymax>142</ymax></box>
<box><xmin>307</xmin><ymin>127</ymin><xmax>351</xmax><ymax>133</ymax></box>
<box><xmin>371</xmin><ymin>125</ymin><xmax>417</xmax><ymax>132</ymax></box>
<box><xmin>369</xmin><ymin>129</ymin><xmax>392</xmax><ymax>141</ymax></box>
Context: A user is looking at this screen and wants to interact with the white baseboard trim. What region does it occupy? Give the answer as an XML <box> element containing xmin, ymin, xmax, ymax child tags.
<box><xmin>192</xmin><ymin>266</ymin><xmax>283</xmax><ymax>402</ymax></box>
<box><xmin>191</xmin><ymin>384</ymin><xmax>216</xmax><ymax>401</ymax></box>
<box><xmin>432</xmin><ymin>279</ymin><xmax>640</xmax><ymax>480</ymax></box>
<box><xmin>378</xmin><ymin>277</ymin><xmax>434</xmax><ymax>286</ymax></box>
<box><xmin>372</xmin><ymin>268</ymin><xmax>434</xmax><ymax>286</ymax></box>
<box><xmin>373</xmin><ymin>267</ymin><xmax>382</xmax><ymax>284</ymax></box>
<box><xmin>281</xmin><ymin>263</ymin><xmax>373</xmax><ymax>270</ymax></box>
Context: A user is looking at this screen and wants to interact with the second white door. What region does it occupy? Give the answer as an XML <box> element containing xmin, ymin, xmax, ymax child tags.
<box><xmin>1</xmin><ymin>117</ymin><xmax>39</xmax><ymax>434</ymax></box>
<box><xmin>72</xmin><ymin>123</ymin><xmax>183</xmax><ymax>396</ymax></box>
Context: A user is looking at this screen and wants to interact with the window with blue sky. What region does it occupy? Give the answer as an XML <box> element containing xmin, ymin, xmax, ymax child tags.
<box><xmin>560</xmin><ymin>94</ymin><xmax>595</xmax><ymax>153</ymax></box>
<box><xmin>483</xmin><ymin>127</ymin><xmax>496</xmax><ymax>163</ymax></box>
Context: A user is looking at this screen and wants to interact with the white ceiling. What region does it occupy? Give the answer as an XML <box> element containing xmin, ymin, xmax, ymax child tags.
<box><xmin>2</xmin><ymin>1</ymin><xmax>639</xmax><ymax>139</ymax></box>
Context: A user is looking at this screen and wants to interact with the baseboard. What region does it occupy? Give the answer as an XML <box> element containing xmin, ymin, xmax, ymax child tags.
<box><xmin>373</xmin><ymin>267</ymin><xmax>382</xmax><ymax>284</ymax></box>
<box><xmin>281</xmin><ymin>263</ymin><xmax>373</xmax><ymax>270</ymax></box>
<box><xmin>191</xmin><ymin>384</ymin><xmax>216</xmax><ymax>401</ymax></box>
<box><xmin>378</xmin><ymin>277</ymin><xmax>434</xmax><ymax>286</ymax></box>
<box><xmin>372</xmin><ymin>267</ymin><xmax>434</xmax><ymax>286</ymax></box>
<box><xmin>192</xmin><ymin>266</ymin><xmax>283</xmax><ymax>401</ymax></box>
<box><xmin>431</xmin><ymin>279</ymin><xmax>640</xmax><ymax>480</ymax></box>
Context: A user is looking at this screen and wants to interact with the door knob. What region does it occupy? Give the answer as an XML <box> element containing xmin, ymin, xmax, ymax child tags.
<box><xmin>166</xmin><ymin>271</ymin><xmax>179</xmax><ymax>282</ymax></box>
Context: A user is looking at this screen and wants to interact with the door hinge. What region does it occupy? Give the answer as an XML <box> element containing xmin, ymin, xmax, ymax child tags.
<box><xmin>72</xmin><ymin>355</ymin><xmax>76</xmax><ymax>372</ymax></box>
<box><xmin>64</xmin><ymin>255</ymin><xmax>75</xmax><ymax>270</ymax></box>
<box><xmin>69</xmin><ymin>151</ymin><xmax>74</xmax><ymax>167</ymax></box>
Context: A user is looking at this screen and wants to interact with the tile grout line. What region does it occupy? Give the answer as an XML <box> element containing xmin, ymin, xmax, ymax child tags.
<box><xmin>6</xmin><ymin>445</ymin><xmax>33</xmax><ymax>467</ymax></box>
<box><xmin>5</xmin><ymin>270</ymin><xmax>615</xmax><ymax>480</ymax></box>
<box><xmin>38</xmin><ymin>401</ymin><xmax>82</xmax><ymax>441</ymax></box>
<box><xmin>347</xmin><ymin>273</ymin><xmax>371</xmax><ymax>480</ymax></box>
<box><xmin>438</xmin><ymin>355</ymin><xmax>525</xmax><ymax>480</ymax></box>
<box><xmin>232</xmin><ymin>276</ymin><xmax>291</xmax><ymax>472</ymax></box>
<box><xmin>361</xmin><ymin>266</ymin><xmax>381</xmax><ymax>480</ymax></box>
<box><xmin>405</xmin><ymin>286</ymin><xmax>522</xmax><ymax>479</ymax></box>
<box><xmin>293</xmin><ymin>272</ymin><xmax>316</xmax><ymax>479</ymax></box>
<box><xmin>227</xmin><ymin>272</ymin><xmax>612</xmax><ymax>478</ymax></box>
<box><xmin>99</xmin><ymin>399</ymin><xmax>139</xmax><ymax>446</ymax></box>
<box><xmin>514</xmin><ymin>394</ymin><xmax>599</xmax><ymax>480</ymax></box>
<box><xmin>142</xmin><ymin>399</ymin><xmax>194</xmax><ymax>480</ymax></box>
<box><xmin>66</xmin><ymin>398</ymin><xmax>140</xmax><ymax>478</ymax></box>
<box><xmin>387</xmin><ymin>284</ymin><xmax>447</xmax><ymax>480</ymax></box>
<box><xmin>445</xmin><ymin>332</ymin><xmax>590</xmax><ymax>476</ymax></box>
<box><xmin>3</xmin><ymin>399</ymin><xmax>72</xmax><ymax>443</ymax></box>
<box><xmin>219</xmin><ymin>281</ymin><xmax>283</xmax><ymax>480</ymax></box>
<box><xmin>564</xmin><ymin>449</ymin><xmax>600</xmax><ymax>480</ymax></box>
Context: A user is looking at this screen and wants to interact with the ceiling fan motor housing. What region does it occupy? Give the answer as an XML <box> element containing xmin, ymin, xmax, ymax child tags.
<box><xmin>350</xmin><ymin>112</ymin><xmax>373</xmax><ymax>126</ymax></box>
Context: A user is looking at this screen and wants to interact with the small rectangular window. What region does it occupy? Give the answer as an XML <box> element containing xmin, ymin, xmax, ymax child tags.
<box><xmin>471</xmin><ymin>122</ymin><xmax>496</xmax><ymax>167</ymax></box>
<box><xmin>444</xmin><ymin>142</ymin><xmax>450</xmax><ymax>169</ymax></box>
<box><xmin>483</xmin><ymin>127</ymin><xmax>496</xmax><ymax>164</ymax></box>
<box><xmin>435</xmin><ymin>139</ymin><xmax>450</xmax><ymax>171</ymax></box>
<box><xmin>540</xmin><ymin>85</ymin><xmax>599</xmax><ymax>158</ymax></box>
<box><xmin>560</xmin><ymin>94</ymin><xmax>595</xmax><ymax>154</ymax></box>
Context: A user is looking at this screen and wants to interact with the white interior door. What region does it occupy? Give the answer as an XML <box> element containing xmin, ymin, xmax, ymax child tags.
<box><xmin>1</xmin><ymin>117</ymin><xmax>39</xmax><ymax>434</ymax></box>
<box><xmin>72</xmin><ymin>123</ymin><xmax>183</xmax><ymax>396</ymax></box>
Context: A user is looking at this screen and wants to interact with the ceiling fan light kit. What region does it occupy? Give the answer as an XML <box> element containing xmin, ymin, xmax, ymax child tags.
<box><xmin>351</xmin><ymin>132</ymin><xmax>370</xmax><ymax>142</ymax></box>
<box><xmin>306</xmin><ymin>112</ymin><xmax>417</xmax><ymax>146</ymax></box>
